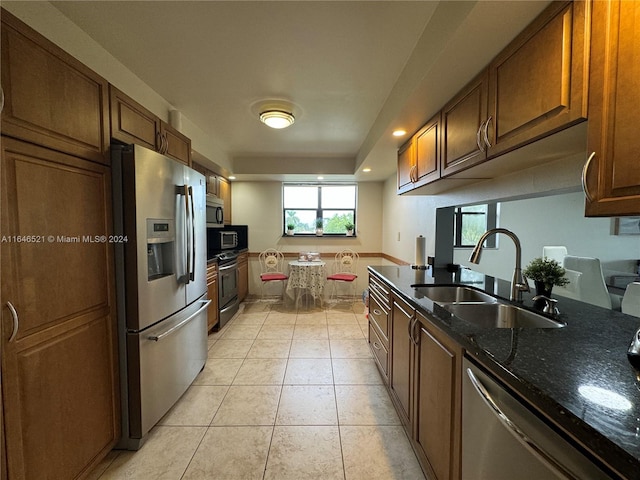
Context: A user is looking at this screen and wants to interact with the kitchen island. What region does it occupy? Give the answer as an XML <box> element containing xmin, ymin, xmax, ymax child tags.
<box><xmin>369</xmin><ymin>264</ymin><xmax>640</xmax><ymax>480</ymax></box>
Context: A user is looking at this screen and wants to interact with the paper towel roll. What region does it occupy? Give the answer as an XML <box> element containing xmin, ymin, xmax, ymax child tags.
<box><xmin>415</xmin><ymin>235</ymin><xmax>426</xmax><ymax>267</ymax></box>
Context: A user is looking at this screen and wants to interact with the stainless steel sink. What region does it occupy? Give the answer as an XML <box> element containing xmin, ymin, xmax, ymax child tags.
<box><xmin>443</xmin><ymin>303</ymin><xmax>565</xmax><ymax>329</ymax></box>
<box><xmin>412</xmin><ymin>285</ymin><xmax>498</xmax><ymax>304</ymax></box>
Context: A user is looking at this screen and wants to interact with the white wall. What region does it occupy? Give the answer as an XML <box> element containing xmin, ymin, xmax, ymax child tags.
<box><xmin>3</xmin><ymin>1</ymin><xmax>231</xmax><ymax>170</ymax></box>
<box><xmin>453</xmin><ymin>191</ymin><xmax>640</xmax><ymax>281</ymax></box>
<box><xmin>232</xmin><ymin>181</ymin><xmax>387</xmax><ymax>297</ymax></box>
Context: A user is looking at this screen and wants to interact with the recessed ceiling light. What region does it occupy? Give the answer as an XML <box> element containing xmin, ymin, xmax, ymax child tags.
<box><xmin>363</xmin><ymin>168</ymin><xmax>372</xmax><ymax>173</ymax></box>
<box><xmin>393</xmin><ymin>129</ymin><xmax>407</xmax><ymax>137</ymax></box>
<box><xmin>259</xmin><ymin>110</ymin><xmax>295</xmax><ymax>129</ymax></box>
<box><xmin>228</xmin><ymin>176</ymin><xmax>236</xmax><ymax>180</ymax></box>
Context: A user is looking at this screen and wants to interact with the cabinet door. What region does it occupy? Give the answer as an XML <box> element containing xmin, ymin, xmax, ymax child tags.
<box><xmin>1</xmin><ymin>10</ymin><xmax>109</xmax><ymax>165</ymax></box>
<box><xmin>441</xmin><ymin>70</ymin><xmax>489</xmax><ymax>177</ymax></box>
<box><xmin>487</xmin><ymin>1</ymin><xmax>588</xmax><ymax>157</ymax></box>
<box><xmin>585</xmin><ymin>0</ymin><xmax>640</xmax><ymax>216</ymax></box>
<box><xmin>218</xmin><ymin>177</ymin><xmax>232</xmax><ymax>224</ymax></box>
<box><xmin>1</xmin><ymin>138</ymin><xmax>119</xmax><ymax>479</ymax></box>
<box><xmin>397</xmin><ymin>138</ymin><xmax>415</xmax><ymax>193</ymax></box>
<box><xmin>238</xmin><ymin>254</ymin><xmax>248</xmax><ymax>302</ymax></box>
<box><xmin>160</xmin><ymin>121</ymin><xmax>192</xmax><ymax>166</ymax></box>
<box><xmin>414</xmin><ymin>314</ymin><xmax>462</xmax><ymax>480</ymax></box>
<box><xmin>206</xmin><ymin>264</ymin><xmax>219</xmax><ymax>331</ymax></box>
<box><xmin>109</xmin><ymin>85</ymin><xmax>159</xmax><ymax>151</ymax></box>
<box><xmin>390</xmin><ymin>296</ymin><xmax>413</xmax><ymax>425</ymax></box>
<box><xmin>415</xmin><ymin>114</ymin><xmax>441</xmax><ymax>186</ymax></box>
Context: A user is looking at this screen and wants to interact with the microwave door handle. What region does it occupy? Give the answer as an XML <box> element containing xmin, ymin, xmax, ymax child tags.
<box><xmin>217</xmin><ymin>206</ymin><xmax>223</xmax><ymax>224</ymax></box>
<box><xmin>188</xmin><ymin>186</ymin><xmax>195</xmax><ymax>281</ymax></box>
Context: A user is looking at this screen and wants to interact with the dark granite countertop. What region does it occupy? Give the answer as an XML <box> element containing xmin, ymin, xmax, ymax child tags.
<box><xmin>369</xmin><ymin>265</ymin><xmax>640</xmax><ymax>480</ymax></box>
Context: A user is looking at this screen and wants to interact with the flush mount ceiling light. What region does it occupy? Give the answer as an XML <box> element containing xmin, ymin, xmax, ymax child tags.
<box><xmin>393</xmin><ymin>129</ymin><xmax>407</xmax><ymax>137</ymax></box>
<box><xmin>259</xmin><ymin>109</ymin><xmax>295</xmax><ymax>129</ymax></box>
<box><xmin>251</xmin><ymin>99</ymin><xmax>300</xmax><ymax>130</ymax></box>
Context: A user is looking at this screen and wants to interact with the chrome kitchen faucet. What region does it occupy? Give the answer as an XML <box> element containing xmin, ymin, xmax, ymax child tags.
<box><xmin>469</xmin><ymin>228</ymin><xmax>530</xmax><ymax>303</ymax></box>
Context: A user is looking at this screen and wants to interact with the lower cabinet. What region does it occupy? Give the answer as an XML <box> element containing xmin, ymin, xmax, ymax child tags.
<box><xmin>237</xmin><ymin>252</ymin><xmax>248</xmax><ymax>302</ymax></box>
<box><xmin>206</xmin><ymin>263</ymin><xmax>219</xmax><ymax>331</ymax></box>
<box><xmin>414</xmin><ymin>311</ymin><xmax>462</xmax><ymax>480</ymax></box>
<box><xmin>390</xmin><ymin>295</ymin><xmax>413</xmax><ymax>425</ymax></box>
<box><xmin>388</xmin><ymin>293</ymin><xmax>462</xmax><ymax>480</ymax></box>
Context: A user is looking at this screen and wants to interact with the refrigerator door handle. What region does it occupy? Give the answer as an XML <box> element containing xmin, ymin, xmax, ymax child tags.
<box><xmin>147</xmin><ymin>300</ymin><xmax>211</xmax><ymax>341</ymax></box>
<box><xmin>176</xmin><ymin>184</ymin><xmax>190</xmax><ymax>284</ymax></box>
<box><xmin>188</xmin><ymin>185</ymin><xmax>195</xmax><ymax>281</ymax></box>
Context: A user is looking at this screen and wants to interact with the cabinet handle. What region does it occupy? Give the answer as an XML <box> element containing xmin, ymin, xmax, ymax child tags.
<box><xmin>163</xmin><ymin>133</ymin><xmax>169</xmax><ymax>154</ymax></box>
<box><xmin>0</xmin><ymin>85</ymin><xmax>4</xmax><ymax>113</ymax></box>
<box><xmin>372</xmin><ymin>341</ymin><xmax>382</xmax><ymax>350</ymax></box>
<box><xmin>6</xmin><ymin>301</ymin><xmax>19</xmax><ymax>342</ymax></box>
<box><xmin>373</xmin><ymin>309</ymin><xmax>382</xmax><ymax>316</ymax></box>
<box><xmin>581</xmin><ymin>152</ymin><xmax>596</xmax><ymax>203</ymax></box>
<box><xmin>466</xmin><ymin>367</ymin><xmax>577</xmax><ymax>480</ymax></box>
<box><xmin>156</xmin><ymin>132</ymin><xmax>163</xmax><ymax>153</ymax></box>
<box><xmin>483</xmin><ymin>116</ymin><xmax>493</xmax><ymax>148</ymax></box>
<box><xmin>476</xmin><ymin>121</ymin><xmax>486</xmax><ymax>153</ymax></box>
<box><xmin>409</xmin><ymin>164</ymin><xmax>416</xmax><ymax>183</ymax></box>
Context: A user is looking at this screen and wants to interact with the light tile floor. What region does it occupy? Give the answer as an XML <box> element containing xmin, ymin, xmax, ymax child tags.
<box><xmin>90</xmin><ymin>299</ymin><xmax>426</xmax><ymax>480</ymax></box>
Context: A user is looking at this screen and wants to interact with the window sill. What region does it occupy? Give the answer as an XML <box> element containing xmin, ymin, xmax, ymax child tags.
<box><xmin>282</xmin><ymin>234</ymin><xmax>357</xmax><ymax>238</ymax></box>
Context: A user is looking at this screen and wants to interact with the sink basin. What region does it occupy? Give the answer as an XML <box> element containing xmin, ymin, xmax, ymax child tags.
<box><xmin>412</xmin><ymin>285</ymin><xmax>498</xmax><ymax>304</ymax></box>
<box><xmin>443</xmin><ymin>303</ymin><xmax>565</xmax><ymax>329</ymax></box>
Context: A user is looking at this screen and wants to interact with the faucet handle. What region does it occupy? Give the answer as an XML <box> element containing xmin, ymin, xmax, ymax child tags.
<box><xmin>532</xmin><ymin>295</ymin><xmax>559</xmax><ymax>316</ymax></box>
<box><xmin>518</xmin><ymin>274</ymin><xmax>531</xmax><ymax>292</ymax></box>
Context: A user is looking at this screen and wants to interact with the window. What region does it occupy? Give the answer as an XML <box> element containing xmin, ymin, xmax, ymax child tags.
<box><xmin>453</xmin><ymin>203</ymin><xmax>497</xmax><ymax>247</ymax></box>
<box><xmin>283</xmin><ymin>184</ymin><xmax>356</xmax><ymax>235</ymax></box>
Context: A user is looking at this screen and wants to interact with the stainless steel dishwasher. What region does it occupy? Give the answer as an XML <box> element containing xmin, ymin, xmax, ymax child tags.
<box><xmin>462</xmin><ymin>358</ymin><xmax>612</xmax><ymax>480</ymax></box>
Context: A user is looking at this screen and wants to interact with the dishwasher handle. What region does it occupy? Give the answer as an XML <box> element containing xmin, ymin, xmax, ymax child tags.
<box><xmin>465</xmin><ymin>367</ymin><xmax>578</xmax><ymax>480</ymax></box>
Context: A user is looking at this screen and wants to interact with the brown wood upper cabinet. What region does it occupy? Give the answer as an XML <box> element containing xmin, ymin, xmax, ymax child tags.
<box><xmin>584</xmin><ymin>0</ymin><xmax>640</xmax><ymax>216</ymax></box>
<box><xmin>0</xmin><ymin>9</ymin><xmax>109</xmax><ymax>165</ymax></box>
<box><xmin>398</xmin><ymin>114</ymin><xmax>441</xmax><ymax>194</ymax></box>
<box><xmin>401</xmin><ymin>0</ymin><xmax>589</xmax><ymax>189</ymax></box>
<box><xmin>109</xmin><ymin>85</ymin><xmax>192</xmax><ymax>166</ymax></box>
<box><xmin>441</xmin><ymin>71</ymin><xmax>489</xmax><ymax>177</ymax></box>
<box><xmin>486</xmin><ymin>0</ymin><xmax>588</xmax><ymax>158</ymax></box>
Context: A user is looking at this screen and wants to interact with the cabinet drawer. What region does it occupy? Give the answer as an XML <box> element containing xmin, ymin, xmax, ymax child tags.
<box><xmin>369</xmin><ymin>293</ymin><xmax>389</xmax><ymax>345</ymax></box>
<box><xmin>369</xmin><ymin>323</ymin><xmax>389</xmax><ymax>380</ymax></box>
<box><xmin>369</xmin><ymin>275</ymin><xmax>390</xmax><ymax>309</ymax></box>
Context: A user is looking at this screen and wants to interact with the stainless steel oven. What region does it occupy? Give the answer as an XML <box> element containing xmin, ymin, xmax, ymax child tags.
<box><xmin>217</xmin><ymin>254</ymin><xmax>239</xmax><ymax>329</ymax></box>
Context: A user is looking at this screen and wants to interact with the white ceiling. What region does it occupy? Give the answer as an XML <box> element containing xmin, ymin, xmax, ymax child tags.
<box><xmin>50</xmin><ymin>0</ymin><xmax>550</xmax><ymax>182</ymax></box>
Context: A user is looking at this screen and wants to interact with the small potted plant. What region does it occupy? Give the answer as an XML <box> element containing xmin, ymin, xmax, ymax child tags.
<box><xmin>345</xmin><ymin>222</ymin><xmax>355</xmax><ymax>236</ymax></box>
<box><xmin>523</xmin><ymin>257</ymin><xmax>570</xmax><ymax>297</ymax></box>
<box><xmin>315</xmin><ymin>218</ymin><xmax>324</xmax><ymax>236</ymax></box>
<box><xmin>286</xmin><ymin>223</ymin><xmax>295</xmax><ymax>235</ymax></box>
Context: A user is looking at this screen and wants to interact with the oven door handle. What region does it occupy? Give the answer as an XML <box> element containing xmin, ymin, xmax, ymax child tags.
<box><xmin>147</xmin><ymin>300</ymin><xmax>211</xmax><ymax>341</ymax></box>
<box><xmin>219</xmin><ymin>262</ymin><xmax>238</xmax><ymax>272</ymax></box>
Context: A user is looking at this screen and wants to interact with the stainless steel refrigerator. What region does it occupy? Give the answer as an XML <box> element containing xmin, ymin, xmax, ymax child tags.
<box><xmin>111</xmin><ymin>144</ymin><xmax>209</xmax><ymax>449</ymax></box>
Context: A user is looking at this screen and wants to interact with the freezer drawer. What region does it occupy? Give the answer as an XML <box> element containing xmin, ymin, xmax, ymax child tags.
<box><xmin>126</xmin><ymin>297</ymin><xmax>209</xmax><ymax>444</ymax></box>
<box><xmin>462</xmin><ymin>358</ymin><xmax>611</xmax><ymax>480</ymax></box>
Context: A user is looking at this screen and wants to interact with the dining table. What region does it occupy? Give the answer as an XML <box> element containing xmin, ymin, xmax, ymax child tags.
<box><xmin>285</xmin><ymin>260</ymin><xmax>327</xmax><ymax>308</ymax></box>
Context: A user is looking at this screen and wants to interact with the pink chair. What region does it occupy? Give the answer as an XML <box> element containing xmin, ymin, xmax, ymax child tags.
<box><xmin>259</xmin><ymin>249</ymin><xmax>288</xmax><ymax>299</ymax></box>
<box><xmin>327</xmin><ymin>249</ymin><xmax>359</xmax><ymax>301</ymax></box>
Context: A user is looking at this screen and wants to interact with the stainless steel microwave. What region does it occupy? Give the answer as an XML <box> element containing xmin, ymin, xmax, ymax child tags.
<box><xmin>206</xmin><ymin>195</ymin><xmax>224</xmax><ymax>227</ymax></box>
